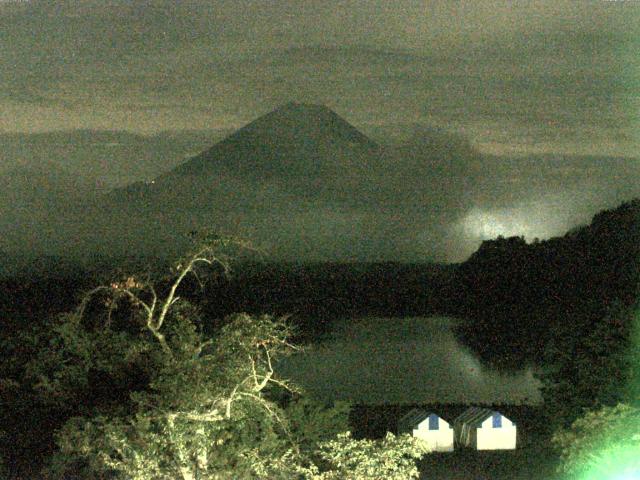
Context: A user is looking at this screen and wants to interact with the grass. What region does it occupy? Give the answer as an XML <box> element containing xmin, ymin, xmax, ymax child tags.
<box><xmin>418</xmin><ymin>442</ymin><xmax>560</xmax><ymax>479</ymax></box>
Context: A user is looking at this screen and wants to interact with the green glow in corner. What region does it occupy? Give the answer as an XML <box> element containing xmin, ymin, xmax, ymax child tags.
<box><xmin>578</xmin><ymin>444</ymin><xmax>640</xmax><ymax>480</ymax></box>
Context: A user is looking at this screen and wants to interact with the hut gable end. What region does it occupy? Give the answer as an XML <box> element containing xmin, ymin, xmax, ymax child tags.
<box><xmin>454</xmin><ymin>407</ymin><xmax>516</xmax><ymax>450</ymax></box>
<box><xmin>397</xmin><ymin>409</ymin><xmax>454</xmax><ymax>452</ymax></box>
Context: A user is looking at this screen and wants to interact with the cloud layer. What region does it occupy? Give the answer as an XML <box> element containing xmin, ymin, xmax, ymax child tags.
<box><xmin>1</xmin><ymin>0</ymin><xmax>638</xmax><ymax>156</ymax></box>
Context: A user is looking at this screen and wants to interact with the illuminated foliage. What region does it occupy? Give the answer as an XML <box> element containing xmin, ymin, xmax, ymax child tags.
<box><xmin>252</xmin><ymin>432</ymin><xmax>431</xmax><ymax>480</ymax></box>
<box><xmin>552</xmin><ymin>403</ymin><xmax>640</xmax><ymax>479</ymax></box>
<box><xmin>27</xmin><ymin>238</ymin><xmax>429</xmax><ymax>479</ymax></box>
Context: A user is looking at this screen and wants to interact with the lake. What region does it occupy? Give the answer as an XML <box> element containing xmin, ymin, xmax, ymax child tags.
<box><xmin>279</xmin><ymin>316</ymin><xmax>542</xmax><ymax>405</ymax></box>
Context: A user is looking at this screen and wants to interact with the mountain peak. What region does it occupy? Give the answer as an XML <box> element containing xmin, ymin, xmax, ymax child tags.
<box><xmin>271</xmin><ymin>101</ymin><xmax>336</xmax><ymax>116</ymax></box>
<box><xmin>242</xmin><ymin>102</ymin><xmax>370</xmax><ymax>141</ymax></box>
<box><xmin>172</xmin><ymin>103</ymin><xmax>378</xmax><ymax>177</ymax></box>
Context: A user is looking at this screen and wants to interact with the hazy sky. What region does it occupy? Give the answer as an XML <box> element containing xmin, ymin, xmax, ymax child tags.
<box><xmin>2</xmin><ymin>0</ymin><xmax>639</xmax><ymax>156</ymax></box>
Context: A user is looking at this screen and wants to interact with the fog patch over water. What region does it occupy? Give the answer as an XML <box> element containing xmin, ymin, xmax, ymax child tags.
<box><xmin>279</xmin><ymin>317</ymin><xmax>541</xmax><ymax>405</ymax></box>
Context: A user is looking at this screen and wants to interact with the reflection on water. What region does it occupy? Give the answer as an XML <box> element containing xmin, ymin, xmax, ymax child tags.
<box><xmin>278</xmin><ymin>317</ymin><xmax>541</xmax><ymax>405</ymax></box>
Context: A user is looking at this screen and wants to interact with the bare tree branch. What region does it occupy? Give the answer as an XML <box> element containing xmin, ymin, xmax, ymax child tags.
<box><xmin>119</xmin><ymin>289</ymin><xmax>152</xmax><ymax>318</ymax></box>
<box><xmin>253</xmin><ymin>347</ymin><xmax>274</xmax><ymax>392</ymax></box>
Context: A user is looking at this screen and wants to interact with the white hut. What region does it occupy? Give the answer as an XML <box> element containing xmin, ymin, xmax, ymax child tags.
<box><xmin>453</xmin><ymin>407</ymin><xmax>516</xmax><ymax>450</ymax></box>
<box><xmin>398</xmin><ymin>409</ymin><xmax>454</xmax><ymax>452</ymax></box>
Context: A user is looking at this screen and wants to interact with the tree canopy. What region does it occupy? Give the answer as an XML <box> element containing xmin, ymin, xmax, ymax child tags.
<box><xmin>20</xmin><ymin>237</ymin><xmax>430</xmax><ymax>479</ymax></box>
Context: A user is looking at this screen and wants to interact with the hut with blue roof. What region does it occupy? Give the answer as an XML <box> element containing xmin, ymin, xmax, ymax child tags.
<box><xmin>397</xmin><ymin>408</ymin><xmax>454</xmax><ymax>452</ymax></box>
<box><xmin>453</xmin><ymin>407</ymin><xmax>516</xmax><ymax>450</ymax></box>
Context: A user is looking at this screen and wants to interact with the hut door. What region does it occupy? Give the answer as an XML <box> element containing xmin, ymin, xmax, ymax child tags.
<box><xmin>492</xmin><ymin>412</ymin><xmax>502</xmax><ymax>428</ymax></box>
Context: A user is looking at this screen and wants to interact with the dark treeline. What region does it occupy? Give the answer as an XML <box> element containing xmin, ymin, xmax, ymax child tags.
<box><xmin>2</xmin><ymin>199</ymin><xmax>638</xmax><ymax>365</ymax></box>
<box><xmin>193</xmin><ymin>261</ymin><xmax>458</xmax><ymax>341</ymax></box>
<box><xmin>0</xmin><ymin>256</ymin><xmax>457</xmax><ymax>474</ymax></box>
<box><xmin>193</xmin><ymin>199</ymin><xmax>640</xmax><ymax>379</ymax></box>
<box><xmin>449</xmin><ymin>198</ymin><xmax>640</xmax><ymax>429</ymax></box>
<box><xmin>0</xmin><ymin>259</ymin><xmax>455</xmax><ymax>341</ymax></box>
<box><xmin>2</xmin><ymin>198</ymin><xmax>638</xmax><ymax>365</ymax></box>
<box><xmin>451</xmin><ymin>198</ymin><xmax>640</xmax><ymax>371</ymax></box>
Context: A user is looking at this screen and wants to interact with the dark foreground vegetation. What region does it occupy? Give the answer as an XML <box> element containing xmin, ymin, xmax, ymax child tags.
<box><xmin>1</xmin><ymin>238</ymin><xmax>430</xmax><ymax>479</ymax></box>
<box><xmin>0</xmin><ymin>199</ymin><xmax>639</xmax><ymax>478</ymax></box>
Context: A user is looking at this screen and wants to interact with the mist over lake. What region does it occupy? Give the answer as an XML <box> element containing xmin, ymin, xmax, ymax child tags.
<box><xmin>279</xmin><ymin>316</ymin><xmax>541</xmax><ymax>405</ymax></box>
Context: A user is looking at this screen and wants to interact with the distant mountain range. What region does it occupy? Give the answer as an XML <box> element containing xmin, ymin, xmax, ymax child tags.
<box><xmin>0</xmin><ymin>128</ymin><xmax>229</xmax><ymax>255</ymax></box>
<box><xmin>0</xmin><ymin>129</ymin><xmax>232</xmax><ymax>190</ymax></box>
<box><xmin>1</xmin><ymin>103</ymin><xmax>639</xmax><ymax>263</ymax></box>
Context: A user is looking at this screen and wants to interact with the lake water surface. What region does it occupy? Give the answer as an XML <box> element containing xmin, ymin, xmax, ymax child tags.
<box><xmin>279</xmin><ymin>316</ymin><xmax>541</xmax><ymax>405</ymax></box>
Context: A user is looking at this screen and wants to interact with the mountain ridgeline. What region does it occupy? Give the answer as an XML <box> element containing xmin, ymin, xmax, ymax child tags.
<box><xmin>2</xmin><ymin>103</ymin><xmax>638</xmax><ymax>264</ymax></box>
<box><xmin>1</xmin><ymin>102</ymin><xmax>485</xmax><ymax>261</ymax></box>
<box><xmin>172</xmin><ymin>102</ymin><xmax>379</xmax><ymax>181</ymax></box>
